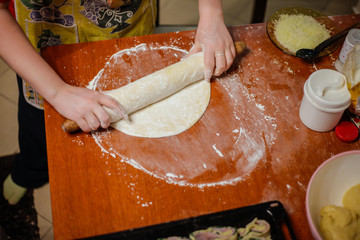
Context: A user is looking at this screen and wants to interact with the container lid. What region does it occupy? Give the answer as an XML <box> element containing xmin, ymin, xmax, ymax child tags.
<box><xmin>306</xmin><ymin>69</ymin><xmax>351</xmax><ymax>112</ymax></box>
<box><xmin>335</xmin><ymin>121</ymin><xmax>359</xmax><ymax>142</ymax></box>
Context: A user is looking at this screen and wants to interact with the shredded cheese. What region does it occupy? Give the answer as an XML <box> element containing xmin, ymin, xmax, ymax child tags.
<box><xmin>274</xmin><ymin>14</ymin><xmax>331</xmax><ymax>53</ymax></box>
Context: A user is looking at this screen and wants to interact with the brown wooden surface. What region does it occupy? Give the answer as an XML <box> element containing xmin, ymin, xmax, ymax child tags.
<box><xmin>42</xmin><ymin>14</ymin><xmax>360</xmax><ymax>240</ymax></box>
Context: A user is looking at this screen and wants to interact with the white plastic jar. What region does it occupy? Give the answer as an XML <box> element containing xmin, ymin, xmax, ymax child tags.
<box><xmin>335</xmin><ymin>29</ymin><xmax>360</xmax><ymax>72</ymax></box>
<box><xmin>299</xmin><ymin>69</ymin><xmax>351</xmax><ymax>132</ymax></box>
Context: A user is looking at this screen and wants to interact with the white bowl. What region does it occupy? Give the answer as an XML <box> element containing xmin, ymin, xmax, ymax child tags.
<box><xmin>306</xmin><ymin>150</ymin><xmax>360</xmax><ymax>239</ymax></box>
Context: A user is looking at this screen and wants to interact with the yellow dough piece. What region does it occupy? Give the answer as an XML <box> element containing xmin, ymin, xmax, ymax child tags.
<box><xmin>320</xmin><ymin>205</ymin><xmax>360</xmax><ymax>240</ymax></box>
<box><xmin>343</xmin><ymin>184</ymin><xmax>360</xmax><ymax>215</ymax></box>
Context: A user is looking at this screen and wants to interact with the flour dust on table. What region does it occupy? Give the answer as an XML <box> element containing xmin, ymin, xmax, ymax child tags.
<box><xmin>89</xmin><ymin>43</ymin><xmax>278</xmax><ymax>188</ymax></box>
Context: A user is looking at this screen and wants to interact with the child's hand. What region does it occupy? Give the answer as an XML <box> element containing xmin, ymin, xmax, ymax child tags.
<box><xmin>189</xmin><ymin>0</ymin><xmax>235</xmax><ymax>82</ymax></box>
<box><xmin>50</xmin><ymin>84</ymin><xmax>128</xmax><ymax>132</ymax></box>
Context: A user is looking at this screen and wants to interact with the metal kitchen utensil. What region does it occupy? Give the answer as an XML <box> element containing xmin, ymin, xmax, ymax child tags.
<box><xmin>296</xmin><ymin>22</ymin><xmax>360</xmax><ymax>60</ymax></box>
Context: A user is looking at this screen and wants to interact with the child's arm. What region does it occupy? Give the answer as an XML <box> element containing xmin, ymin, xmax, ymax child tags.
<box><xmin>189</xmin><ymin>0</ymin><xmax>236</xmax><ymax>81</ymax></box>
<box><xmin>0</xmin><ymin>2</ymin><xmax>127</xmax><ymax>132</ymax></box>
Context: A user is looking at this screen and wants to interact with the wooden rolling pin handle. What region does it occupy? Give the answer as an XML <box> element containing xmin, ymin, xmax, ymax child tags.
<box><xmin>61</xmin><ymin>41</ymin><xmax>246</xmax><ymax>133</ymax></box>
<box><xmin>62</xmin><ymin>119</ymin><xmax>81</xmax><ymax>133</ymax></box>
<box><xmin>234</xmin><ymin>41</ymin><xmax>246</xmax><ymax>55</ymax></box>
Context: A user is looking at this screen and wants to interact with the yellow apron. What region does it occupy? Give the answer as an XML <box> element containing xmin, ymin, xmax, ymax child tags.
<box><xmin>15</xmin><ymin>0</ymin><xmax>157</xmax><ymax>109</ymax></box>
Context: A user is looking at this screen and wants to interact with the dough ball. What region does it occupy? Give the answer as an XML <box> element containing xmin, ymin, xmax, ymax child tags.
<box><xmin>319</xmin><ymin>205</ymin><xmax>360</xmax><ymax>240</ymax></box>
<box><xmin>343</xmin><ymin>184</ymin><xmax>360</xmax><ymax>215</ymax></box>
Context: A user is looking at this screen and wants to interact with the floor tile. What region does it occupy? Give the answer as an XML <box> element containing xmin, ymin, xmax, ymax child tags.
<box><xmin>41</xmin><ymin>227</ymin><xmax>54</xmax><ymax>240</ymax></box>
<box><xmin>0</xmin><ymin>96</ymin><xmax>19</xmax><ymax>157</ymax></box>
<box><xmin>223</xmin><ymin>0</ymin><xmax>253</xmax><ymax>25</ymax></box>
<box><xmin>154</xmin><ymin>26</ymin><xmax>197</xmax><ymax>34</ymax></box>
<box><xmin>34</xmin><ymin>183</ymin><xmax>53</xmax><ymax>223</ymax></box>
<box><xmin>0</xmin><ymin>60</ymin><xmax>19</xmax><ymax>157</ymax></box>
<box><xmin>0</xmin><ymin>59</ymin><xmax>9</xmax><ymax>76</ymax></box>
<box><xmin>159</xmin><ymin>0</ymin><xmax>198</xmax><ymax>25</ymax></box>
<box><xmin>0</xmin><ymin>68</ymin><xmax>18</xmax><ymax>104</ymax></box>
<box><xmin>37</xmin><ymin>215</ymin><xmax>52</xmax><ymax>239</ymax></box>
<box><xmin>159</xmin><ymin>0</ymin><xmax>253</xmax><ymax>26</ymax></box>
<box><xmin>323</xmin><ymin>0</ymin><xmax>358</xmax><ymax>16</ymax></box>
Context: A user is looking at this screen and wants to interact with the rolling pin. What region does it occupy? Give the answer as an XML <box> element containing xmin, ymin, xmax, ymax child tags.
<box><xmin>62</xmin><ymin>41</ymin><xmax>246</xmax><ymax>133</ymax></box>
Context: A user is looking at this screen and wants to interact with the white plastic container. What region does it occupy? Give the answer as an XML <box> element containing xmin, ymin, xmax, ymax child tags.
<box><xmin>299</xmin><ymin>69</ymin><xmax>351</xmax><ymax>132</ymax></box>
<box><xmin>335</xmin><ymin>29</ymin><xmax>360</xmax><ymax>72</ymax></box>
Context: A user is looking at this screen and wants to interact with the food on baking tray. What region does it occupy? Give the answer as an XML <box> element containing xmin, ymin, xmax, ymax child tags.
<box><xmin>238</xmin><ymin>218</ymin><xmax>271</xmax><ymax>240</ymax></box>
<box><xmin>190</xmin><ymin>227</ymin><xmax>237</xmax><ymax>240</ymax></box>
<box><xmin>159</xmin><ymin>218</ymin><xmax>271</xmax><ymax>240</ymax></box>
<box><xmin>161</xmin><ymin>237</ymin><xmax>190</xmax><ymax>240</ymax></box>
<box><xmin>274</xmin><ymin>14</ymin><xmax>330</xmax><ymax>53</ymax></box>
<box><xmin>319</xmin><ymin>184</ymin><xmax>360</xmax><ymax>240</ymax></box>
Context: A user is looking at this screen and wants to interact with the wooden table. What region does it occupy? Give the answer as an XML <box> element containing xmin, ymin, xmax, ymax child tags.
<box><xmin>42</xmin><ymin>14</ymin><xmax>360</xmax><ymax>240</ymax></box>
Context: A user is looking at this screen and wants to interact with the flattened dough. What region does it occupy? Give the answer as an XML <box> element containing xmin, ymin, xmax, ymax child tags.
<box><xmin>112</xmin><ymin>80</ymin><xmax>210</xmax><ymax>137</ymax></box>
<box><xmin>104</xmin><ymin>52</ymin><xmax>210</xmax><ymax>138</ymax></box>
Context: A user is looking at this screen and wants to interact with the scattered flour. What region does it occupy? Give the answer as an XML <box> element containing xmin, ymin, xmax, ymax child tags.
<box><xmin>89</xmin><ymin>42</ymin><xmax>279</xmax><ymax>188</ymax></box>
<box><xmin>212</xmin><ymin>144</ymin><xmax>224</xmax><ymax>157</ymax></box>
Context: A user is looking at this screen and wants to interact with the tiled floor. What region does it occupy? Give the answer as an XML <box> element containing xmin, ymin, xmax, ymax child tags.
<box><xmin>0</xmin><ymin>0</ymin><xmax>358</xmax><ymax>239</ymax></box>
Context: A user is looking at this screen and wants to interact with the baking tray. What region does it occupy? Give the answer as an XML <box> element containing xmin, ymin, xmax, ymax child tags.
<box><xmin>79</xmin><ymin>200</ymin><xmax>297</xmax><ymax>240</ymax></box>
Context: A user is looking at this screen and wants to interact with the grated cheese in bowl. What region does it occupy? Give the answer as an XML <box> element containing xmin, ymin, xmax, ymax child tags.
<box><xmin>274</xmin><ymin>14</ymin><xmax>331</xmax><ymax>54</ymax></box>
